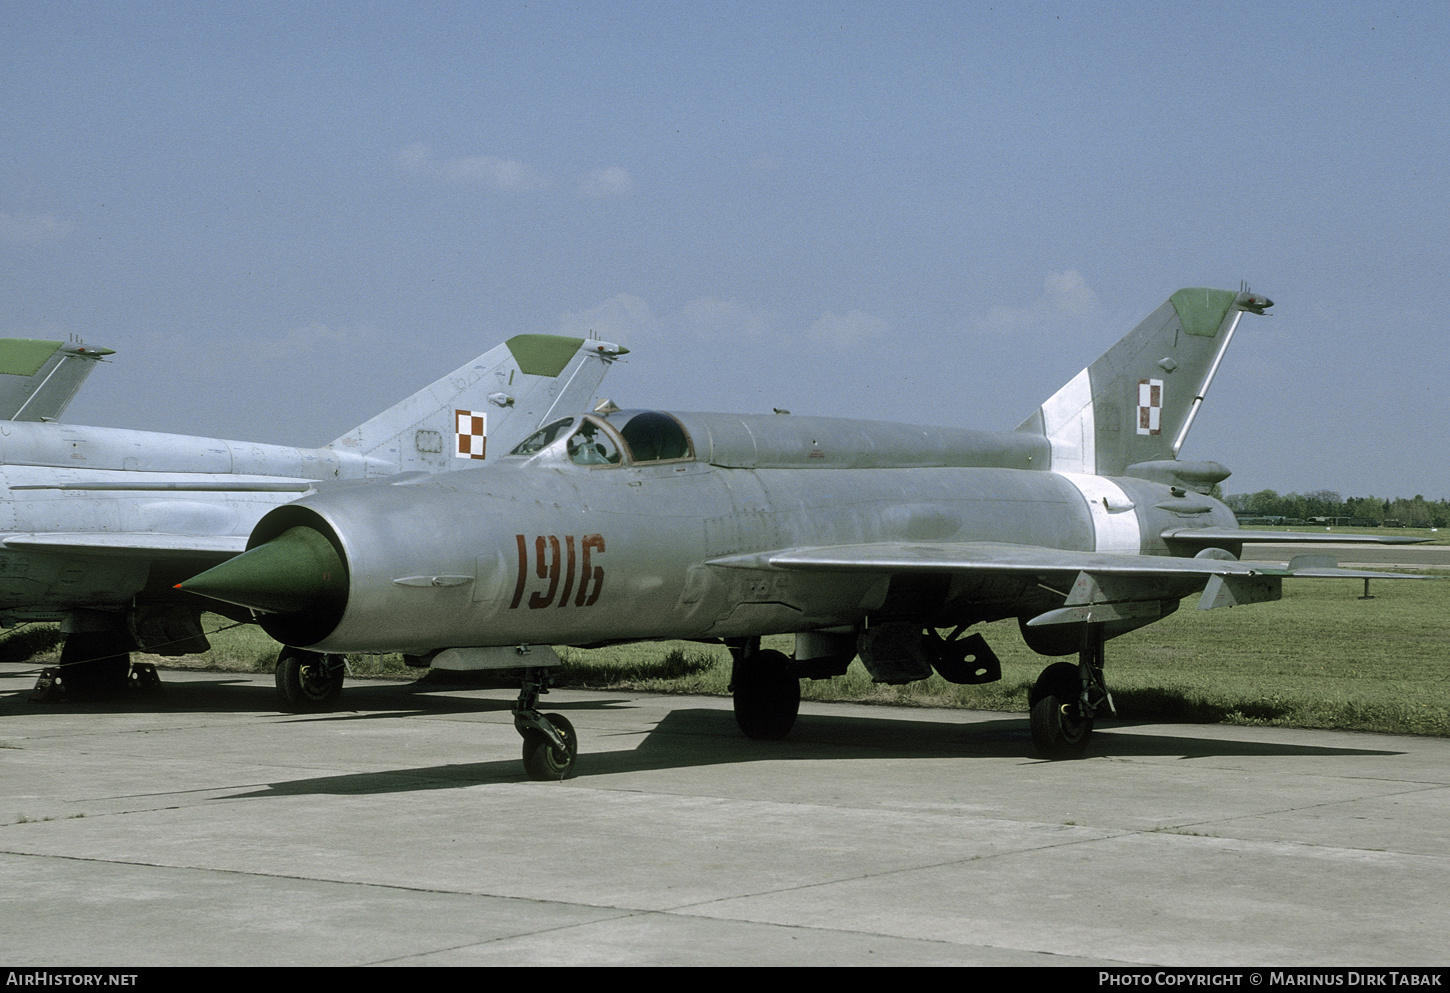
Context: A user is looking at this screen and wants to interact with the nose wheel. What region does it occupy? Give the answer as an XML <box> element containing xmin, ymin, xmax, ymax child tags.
<box><xmin>514</xmin><ymin>668</ymin><xmax>577</xmax><ymax>780</ymax></box>
<box><xmin>521</xmin><ymin>713</ymin><xmax>577</xmax><ymax>780</ymax></box>
<box><xmin>275</xmin><ymin>648</ymin><xmax>346</xmax><ymax>713</ymax></box>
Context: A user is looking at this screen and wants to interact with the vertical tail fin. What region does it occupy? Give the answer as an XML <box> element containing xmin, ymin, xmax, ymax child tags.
<box><xmin>329</xmin><ymin>334</ymin><xmax>627</xmax><ymax>474</ymax></box>
<box><xmin>1016</xmin><ymin>287</ymin><xmax>1271</xmax><ymax>476</ymax></box>
<box><xmin>0</xmin><ymin>339</ymin><xmax>114</xmax><ymax>422</ymax></box>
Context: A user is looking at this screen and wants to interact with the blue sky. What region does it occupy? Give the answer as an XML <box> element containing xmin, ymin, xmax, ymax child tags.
<box><xmin>4</xmin><ymin>1</ymin><xmax>1446</xmax><ymax>499</ymax></box>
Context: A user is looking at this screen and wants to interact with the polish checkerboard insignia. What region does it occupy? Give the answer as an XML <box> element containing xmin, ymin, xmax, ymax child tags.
<box><xmin>456</xmin><ymin>409</ymin><xmax>486</xmax><ymax>459</ymax></box>
<box><xmin>1137</xmin><ymin>379</ymin><xmax>1162</xmax><ymax>436</ymax></box>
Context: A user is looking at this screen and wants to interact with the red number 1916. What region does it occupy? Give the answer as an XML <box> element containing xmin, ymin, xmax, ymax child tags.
<box><xmin>509</xmin><ymin>534</ymin><xmax>605</xmax><ymax>610</ymax></box>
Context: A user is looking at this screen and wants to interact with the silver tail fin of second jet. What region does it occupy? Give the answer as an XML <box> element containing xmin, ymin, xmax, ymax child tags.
<box><xmin>1016</xmin><ymin>287</ymin><xmax>1271</xmax><ymax>477</ymax></box>
<box><xmin>0</xmin><ymin>339</ymin><xmax>115</xmax><ymax>423</ymax></box>
<box><xmin>328</xmin><ymin>334</ymin><xmax>627</xmax><ymax>475</ymax></box>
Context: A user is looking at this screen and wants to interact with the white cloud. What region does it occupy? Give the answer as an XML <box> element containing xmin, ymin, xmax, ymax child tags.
<box><xmin>808</xmin><ymin>309</ymin><xmax>890</xmax><ymax>347</ymax></box>
<box><xmin>556</xmin><ymin>293</ymin><xmax>782</xmax><ymax>347</ymax></box>
<box><xmin>395</xmin><ymin>143</ymin><xmax>432</xmax><ymax>172</ymax></box>
<box><xmin>578</xmin><ymin>166</ymin><xmax>633</xmax><ymax>198</ymax></box>
<box><xmin>555</xmin><ymin>293</ymin><xmax>660</xmax><ymax>344</ymax></box>
<box><xmin>556</xmin><ymin>294</ymin><xmax>890</xmax><ymax>351</ymax></box>
<box><xmin>396</xmin><ymin>143</ymin><xmax>549</xmax><ymax>191</ymax></box>
<box><xmin>248</xmin><ymin>322</ymin><xmax>389</xmax><ymax>361</ymax></box>
<box><xmin>1042</xmin><ymin>270</ymin><xmax>1100</xmax><ymax>317</ymax></box>
<box><xmin>977</xmin><ymin>270</ymin><xmax>1103</xmax><ymax>335</ymax></box>
<box><xmin>0</xmin><ymin>211</ymin><xmax>74</xmax><ymax>244</ymax></box>
<box><xmin>674</xmin><ymin>297</ymin><xmax>776</xmax><ymax>338</ymax></box>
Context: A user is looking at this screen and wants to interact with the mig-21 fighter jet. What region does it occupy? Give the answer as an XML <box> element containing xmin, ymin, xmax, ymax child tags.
<box><xmin>0</xmin><ymin>332</ymin><xmax>624</xmax><ymax>704</ymax></box>
<box><xmin>179</xmin><ymin>287</ymin><xmax>1428</xmax><ymax>778</ymax></box>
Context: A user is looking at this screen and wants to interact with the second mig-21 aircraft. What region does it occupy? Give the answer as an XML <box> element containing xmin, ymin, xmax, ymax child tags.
<box><xmin>180</xmin><ymin>286</ymin><xmax>1430</xmax><ymax>779</ymax></box>
<box><xmin>0</xmin><ymin>331</ymin><xmax>625</xmax><ymax>704</ymax></box>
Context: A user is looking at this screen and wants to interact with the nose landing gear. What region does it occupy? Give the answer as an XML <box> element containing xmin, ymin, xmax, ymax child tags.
<box><xmin>514</xmin><ymin>667</ymin><xmax>578</xmax><ymax>780</ymax></box>
<box><xmin>275</xmin><ymin>648</ymin><xmax>346</xmax><ymax>713</ymax></box>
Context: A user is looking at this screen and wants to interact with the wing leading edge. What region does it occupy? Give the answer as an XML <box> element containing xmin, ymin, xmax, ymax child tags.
<box><xmin>707</xmin><ymin>540</ymin><xmax>1421</xmax><ymax>578</ymax></box>
<box><xmin>707</xmin><ymin>540</ymin><xmax>1429</xmax><ymax>626</ymax></box>
<box><xmin>1</xmin><ymin>533</ymin><xmax>248</xmax><ymax>559</ymax></box>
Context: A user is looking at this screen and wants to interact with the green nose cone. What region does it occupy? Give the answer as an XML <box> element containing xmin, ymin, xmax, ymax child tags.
<box><xmin>179</xmin><ymin>526</ymin><xmax>347</xmax><ymax>616</ymax></box>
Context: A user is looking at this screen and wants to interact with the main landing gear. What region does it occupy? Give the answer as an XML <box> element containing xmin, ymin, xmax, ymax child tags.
<box><xmin>514</xmin><ymin>667</ymin><xmax>577</xmax><ymax>780</ymax></box>
<box><xmin>31</xmin><ymin>631</ymin><xmax>162</xmax><ymax>702</ymax></box>
<box><xmin>728</xmin><ymin>638</ymin><xmax>801</xmax><ymax>740</ymax></box>
<box><xmin>1028</xmin><ymin>623</ymin><xmax>1114</xmax><ymax>759</ymax></box>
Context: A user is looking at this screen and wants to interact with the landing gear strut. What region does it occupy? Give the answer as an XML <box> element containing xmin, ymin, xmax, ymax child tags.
<box><xmin>514</xmin><ymin>667</ymin><xmax>577</xmax><ymax>780</ymax></box>
<box><xmin>275</xmin><ymin>647</ymin><xmax>346</xmax><ymax>713</ymax></box>
<box><xmin>1029</xmin><ymin>623</ymin><xmax>1114</xmax><ymax>759</ymax></box>
<box><xmin>728</xmin><ymin>638</ymin><xmax>800</xmax><ymax>740</ymax></box>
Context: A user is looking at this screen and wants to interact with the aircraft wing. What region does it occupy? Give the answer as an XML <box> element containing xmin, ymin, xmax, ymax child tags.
<box><xmin>707</xmin><ymin>540</ymin><xmax>1430</xmax><ymax>624</ymax></box>
<box><xmin>2</xmin><ymin>470</ymin><xmax>297</xmax><ymax>558</ymax></box>
<box><xmin>6</xmin><ymin>477</ymin><xmax>316</xmax><ymax>493</ymax></box>
<box><xmin>707</xmin><ymin>540</ymin><xmax>1416</xmax><ymax>579</ymax></box>
<box><xmin>1162</xmin><ymin>527</ymin><xmax>1431</xmax><ymax>546</ymax></box>
<box><xmin>0</xmin><ymin>533</ymin><xmax>247</xmax><ymax>559</ymax></box>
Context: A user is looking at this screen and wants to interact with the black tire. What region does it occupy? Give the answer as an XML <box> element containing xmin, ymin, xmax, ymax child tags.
<box><xmin>522</xmin><ymin>713</ymin><xmax>577</xmax><ymax>780</ymax></box>
<box><xmin>63</xmin><ymin>657</ymin><xmax>132</xmax><ymax>699</ymax></box>
<box><xmin>59</xmin><ymin>633</ymin><xmax>133</xmax><ymax>700</ymax></box>
<box><xmin>732</xmin><ymin>649</ymin><xmax>800</xmax><ymax>740</ymax></box>
<box><xmin>1029</xmin><ymin>661</ymin><xmax>1093</xmax><ymax>759</ymax></box>
<box><xmin>275</xmin><ymin>649</ymin><xmax>345</xmax><ymax>713</ymax></box>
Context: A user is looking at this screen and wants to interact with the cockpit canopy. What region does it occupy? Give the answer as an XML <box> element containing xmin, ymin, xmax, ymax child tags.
<box><xmin>508</xmin><ymin>409</ymin><xmax>693</xmax><ymax>467</ymax></box>
<box><xmin>611</xmin><ymin>409</ymin><xmax>690</xmax><ymax>461</ymax></box>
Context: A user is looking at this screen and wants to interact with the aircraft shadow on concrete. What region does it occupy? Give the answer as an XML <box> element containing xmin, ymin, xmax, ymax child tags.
<box><xmin>0</xmin><ymin>667</ymin><xmax>631</xmax><ymax>719</ymax></box>
<box><xmin>220</xmin><ymin>703</ymin><xmax>1404</xmax><ymax>801</ymax></box>
<box><xmin>1</xmin><ymin>667</ymin><xmax>1404</xmax><ymax>800</ymax></box>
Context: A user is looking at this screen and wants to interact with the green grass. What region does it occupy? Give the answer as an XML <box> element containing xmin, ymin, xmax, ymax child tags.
<box><xmin>553</xmin><ymin>575</ymin><xmax>1450</xmax><ymax>737</ymax></box>
<box><xmin>4</xmin><ymin>573</ymin><xmax>1445</xmax><ymax>736</ymax></box>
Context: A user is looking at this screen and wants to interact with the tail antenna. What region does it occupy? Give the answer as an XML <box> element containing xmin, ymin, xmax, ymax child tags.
<box><xmin>1235</xmin><ymin>281</ymin><xmax>1273</xmax><ymax>316</ymax></box>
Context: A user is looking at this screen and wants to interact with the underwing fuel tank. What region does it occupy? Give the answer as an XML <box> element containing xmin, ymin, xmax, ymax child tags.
<box><xmin>178</xmin><ymin>440</ymin><xmax>1239</xmax><ymax>657</ymax></box>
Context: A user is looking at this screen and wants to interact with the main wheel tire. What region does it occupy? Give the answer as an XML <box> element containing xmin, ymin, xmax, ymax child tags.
<box><xmin>1029</xmin><ymin>661</ymin><xmax>1094</xmax><ymax>759</ymax></box>
<box><xmin>732</xmin><ymin>649</ymin><xmax>801</xmax><ymax>740</ymax></box>
<box><xmin>59</xmin><ymin>633</ymin><xmax>133</xmax><ymax>700</ymax></box>
<box><xmin>522</xmin><ymin>713</ymin><xmax>577</xmax><ymax>780</ymax></box>
<box><xmin>275</xmin><ymin>649</ymin><xmax>345</xmax><ymax>713</ymax></box>
<box><xmin>62</xmin><ymin>657</ymin><xmax>132</xmax><ymax>699</ymax></box>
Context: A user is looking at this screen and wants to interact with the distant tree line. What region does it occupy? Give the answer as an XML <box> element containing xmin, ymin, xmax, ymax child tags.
<box><xmin>1224</xmin><ymin>489</ymin><xmax>1448</xmax><ymax>528</ymax></box>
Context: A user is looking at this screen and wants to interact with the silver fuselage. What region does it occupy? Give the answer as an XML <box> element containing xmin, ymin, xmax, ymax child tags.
<box><xmin>254</xmin><ymin>411</ymin><xmax>1237</xmax><ymax>654</ymax></box>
